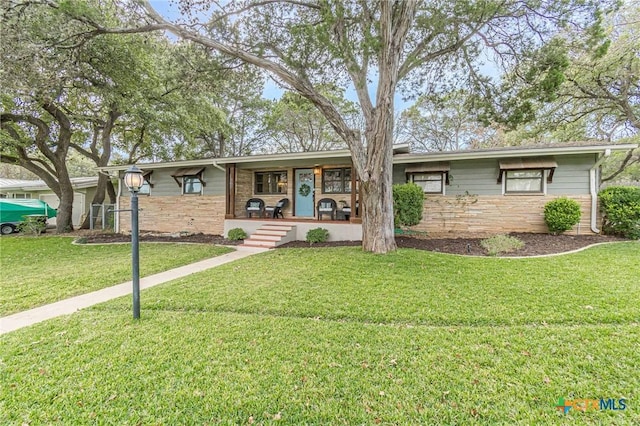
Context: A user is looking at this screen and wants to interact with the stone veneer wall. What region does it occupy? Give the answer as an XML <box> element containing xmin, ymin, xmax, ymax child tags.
<box><xmin>119</xmin><ymin>195</ymin><xmax>225</xmax><ymax>235</ymax></box>
<box><xmin>410</xmin><ymin>194</ymin><xmax>595</xmax><ymax>236</ymax></box>
<box><xmin>234</xmin><ymin>169</ymin><xmax>293</xmax><ymax>218</ymax></box>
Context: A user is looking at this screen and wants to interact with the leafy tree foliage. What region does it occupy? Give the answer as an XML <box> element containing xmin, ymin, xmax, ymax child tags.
<box><xmin>263</xmin><ymin>86</ymin><xmax>357</xmax><ymax>153</ymax></box>
<box><xmin>397</xmin><ymin>90</ymin><xmax>505</xmax><ymax>152</ymax></box>
<box><xmin>479</xmin><ymin>3</ymin><xmax>639</xmax><ymax>181</ymax></box>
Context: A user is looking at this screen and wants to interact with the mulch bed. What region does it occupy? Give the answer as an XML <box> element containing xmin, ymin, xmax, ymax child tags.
<box><xmin>78</xmin><ymin>232</ymin><xmax>243</xmax><ymax>246</ymax></box>
<box><xmin>278</xmin><ymin>232</ymin><xmax>626</xmax><ymax>257</ymax></box>
<box><xmin>77</xmin><ymin>231</ymin><xmax>627</xmax><ymax>257</ymax></box>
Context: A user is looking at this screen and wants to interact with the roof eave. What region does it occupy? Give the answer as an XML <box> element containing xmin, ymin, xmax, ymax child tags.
<box><xmin>96</xmin><ymin>143</ymin><xmax>638</xmax><ymax>172</ymax></box>
<box><xmin>97</xmin><ymin>149</ymin><xmax>355</xmax><ymax>172</ymax></box>
<box><xmin>392</xmin><ymin>144</ymin><xmax>638</xmax><ymax>164</ymax></box>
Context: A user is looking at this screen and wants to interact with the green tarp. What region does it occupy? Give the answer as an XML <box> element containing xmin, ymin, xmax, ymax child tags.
<box><xmin>0</xmin><ymin>199</ymin><xmax>57</xmax><ymax>223</ymax></box>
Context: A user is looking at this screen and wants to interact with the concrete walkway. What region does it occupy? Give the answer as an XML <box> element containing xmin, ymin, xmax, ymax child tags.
<box><xmin>0</xmin><ymin>246</ymin><xmax>268</xmax><ymax>335</ymax></box>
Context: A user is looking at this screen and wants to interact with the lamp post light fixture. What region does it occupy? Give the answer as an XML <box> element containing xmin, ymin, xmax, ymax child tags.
<box><xmin>123</xmin><ymin>165</ymin><xmax>144</xmax><ymax>319</ymax></box>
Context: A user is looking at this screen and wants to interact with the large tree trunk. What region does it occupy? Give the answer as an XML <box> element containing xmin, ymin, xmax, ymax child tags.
<box><xmin>55</xmin><ymin>181</ymin><xmax>75</xmax><ymax>233</ymax></box>
<box><xmin>361</xmin><ymin>109</ymin><xmax>398</xmax><ymax>253</ymax></box>
<box><xmin>360</xmin><ymin>153</ymin><xmax>397</xmax><ymax>253</ymax></box>
<box><xmin>51</xmin><ymin>151</ymin><xmax>75</xmax><ymax>233</ymax></box>
<box><xmin>79</xmin><ymin>174</ymin><xmax>114</xmax><ymax>229</ymax></box>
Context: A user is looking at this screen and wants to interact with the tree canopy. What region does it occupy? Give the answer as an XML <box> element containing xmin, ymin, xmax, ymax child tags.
<box><xmin>3</xmin><ymin>0</ymin><xmax>618</xmax><ymax>250</ymax></box>
<box><xmin>1</xmin><ymin>0</ymin><xmax>265</xmax><ymax>229</ymax></box>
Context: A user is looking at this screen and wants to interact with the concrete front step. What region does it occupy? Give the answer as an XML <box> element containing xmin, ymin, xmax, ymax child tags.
<box><xmin>242</xmin><ymin>224</ymin><xmax>296</xmax><ymax>248</ymax></box>
<box><xmin>260</xmin><ymin>225</ymin><xmax>295</xmax><ymax>232</ymax></box>
<box><xmin>256</xmin><ymin>229</ymin><xmax>289</xmax><ymax>236</ymax></box>
<box><xmin>248</xmin><ymin>234</ymin><xmax>282</xmax><ymax>242</ymax></box>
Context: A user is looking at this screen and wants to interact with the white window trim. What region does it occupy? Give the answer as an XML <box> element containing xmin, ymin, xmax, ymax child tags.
<box><xmin>502</xmin><ymin>169</ymin><xmax>547</xmax><ymax>195</ymax></box>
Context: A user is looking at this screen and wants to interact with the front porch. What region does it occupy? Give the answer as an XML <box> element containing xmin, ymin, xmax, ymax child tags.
<box><xmin>224</xmin><ymin>218</ymin><xmax>363</xmax><ymax>243</ymax></box>
<box><xmin>223</xmin><ymin>160</ymin><xmax>363</xmax><ymax>242</ymax></box>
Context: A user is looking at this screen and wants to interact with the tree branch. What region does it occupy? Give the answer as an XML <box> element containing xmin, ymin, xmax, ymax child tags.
<box><xmin>602</xmin><ymin>149</ymin><xmax>639</xmax><ymax>182</ymax></box>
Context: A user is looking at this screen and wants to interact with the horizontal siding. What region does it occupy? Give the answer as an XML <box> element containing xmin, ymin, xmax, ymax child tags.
<box><xmin>392</xmin><ymin>166</ymin><xmax>406</xmax><ymax>186</ymax></box>
<box><xmin>394</xmin><ymin>154</ymin><xmax>595</xmax><ymax>196</ymax></box>
<box><xmin>548</xmin><ymin>154</ymin><xmax>593</xmax><ymax>195</ymax></box>
<box><xmin>394</xmin><ymin>159</ymin><xmax>500</xmax><ymax>195</ymax></box>
<box><xmin>447</xmin><ymin>159</ymin><xmax>500</xmax><ymax>196</ymax></box>
<box><xmin>140</xmin><ymin>166</ymin><xmax>225</xmax><ymax>197</ymax></box>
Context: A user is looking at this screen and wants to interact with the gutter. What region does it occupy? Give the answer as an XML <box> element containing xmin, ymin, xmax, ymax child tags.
<box><xmin>589</xmin><ymin>149</ymin><xmax>611</xmax><ymax>233</ymax></box>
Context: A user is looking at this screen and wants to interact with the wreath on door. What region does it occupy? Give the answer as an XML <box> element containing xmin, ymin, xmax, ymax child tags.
<box><xmin>298</xmin><ymin>183</ymin><xmax>311</xmax><ymax>197</ymax></box>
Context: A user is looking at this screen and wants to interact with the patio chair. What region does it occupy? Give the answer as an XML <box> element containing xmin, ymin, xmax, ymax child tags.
<box><xmin>339</xmin><ymin>202</ymin><xmax>350</xmax><ymax>221</ymax></box>
<box><xmin>264</xmin><ymin>198</ymin><xmax>289</xmax><ymax>219</ymax></box>
<box><xmin>316</xmin><ymin>198</ymin><xmax>337</xmax><ymax>220</ymax></box>
<box><xmin>245</xmin><ymin>198</ymin><xmax>265</xmax><ymax>218</ymax></box>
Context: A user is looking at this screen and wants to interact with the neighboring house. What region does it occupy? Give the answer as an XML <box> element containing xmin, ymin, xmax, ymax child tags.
<box><xmin>0</xmin><ymin>177</ymin><xmax>99</xmax><ymax>228</ymax></box>
<box><xmin>98</xmin><ymin>142</ymin><xmax>637</xmax><ymax>243</ymax></box>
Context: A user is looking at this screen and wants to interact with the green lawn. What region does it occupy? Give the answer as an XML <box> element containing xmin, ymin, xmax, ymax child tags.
<box><xmin>1</xmin><ymin>243</ymin><xmax>639</xmax><ymax>424</ymax></box>
<box><xmin>0</xmin><ymin>236</ymin><xmax>233</xmax><ymax>316</ymax></box>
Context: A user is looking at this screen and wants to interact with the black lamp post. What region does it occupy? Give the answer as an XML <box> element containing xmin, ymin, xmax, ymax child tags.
<box><xmin>123</xmin><ymin>165</ymin><xmax>144</xmax><ymax>319</ymax></box>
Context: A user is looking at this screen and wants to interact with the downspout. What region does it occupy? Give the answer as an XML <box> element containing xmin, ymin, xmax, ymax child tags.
<box><xmin>212</xmin><ymin>160</ymin><xmax>228</xmax><ymax>221</ymax></box>
<box><xmin>212</xmin><ymin>160</ymin><xmax>225</xmax><ymax>172</ymax></box>
<box><xmin>589</xmin><ymin>149</ymin><xmax>611</xmax><ymax>233</ymax></box>
<box><xmin>115</xmin><ymin>172</ymin><xmax>122</xmax><ymax>233</ymax></box>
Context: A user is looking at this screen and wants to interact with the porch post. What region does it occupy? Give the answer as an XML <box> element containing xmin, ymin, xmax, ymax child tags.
<box><xmin>225</xmin><ymin>163</ymin><xmax>236</xmax><ymax>218</ymax></box>
<box><xmin>350</xmin><ymin>162</ymin><xmax>361</xmax><ymax>223</ymax></box>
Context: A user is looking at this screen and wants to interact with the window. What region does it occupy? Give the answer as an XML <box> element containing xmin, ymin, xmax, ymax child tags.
<box><xmin>409</xmin><ymin>172</ymin><xmax>445</xmax><ymax>194</ymax></box>
<box><xmin>498</xmin><ymin>157</ymin><xmax>556</xmax><ymax>195</ymax></box>
<box><xmin>137</xmin><ymin>180</ymin><xmax>151</xmax><ymax>195</ymax></box>
<box><xmin>504</xmin><ymin>170</ymin><xmax>544</xmax><ymax>194</ymax></box>
<box><xmin>171</xmin><ymin>167</ymin><xmax>205</xmax><ymax>195</ymax></box>
<box><xmin>255</xmin><ymin>171</ymin><xmax>287</xmax><ymax>194</ymax></box>
<box><xmin>11</xmin><ymin>193</ymin><xmax>32</xmax><ymax>199</ymax></box>
<box><xmin>137</xmin><ymin>171</ymin><xmax>153</xmax><ymax>195</ymax></box>
<box><xmin>322</xmin><ymin>168</ymin><xmax>352</xmax><ymax>193</ymax></box>
<box><xmin>405</xmin><ymin>162</ymin><xmax>450</xmax><ymax>194</ymax></box>
<box><xmin>183</xmin><ymin>176</ymin><xmax>203</xmax><ymax>194</ymax></box>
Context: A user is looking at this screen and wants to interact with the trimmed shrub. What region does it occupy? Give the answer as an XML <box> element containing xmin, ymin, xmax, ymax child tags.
<box><xmin>599</xmin><ymin>186</ymin><xmax>640</xmax><ymax>239</ymax></box>
<box><xmin>393</xmin><ymin>183</ymin><xmax>424</xmax><ymax>227</ymax></box>
<box><xmin>306</xmin><ymin>227</ymin><xmax>329</xmax><ymax>244</ymax></box>
<box><xmin>544</xmin><ymin>198</ymin><xmax>582</xmax><ymax>235</ymax></box>
<box><xmin>227</xmin><ymin>228</ymin><xmax>248</xmax><ymax>241</ymax></box>
<box><xmin>480</xmin><ymin>234</ymin><xmax>524</xmax><ymax>256</ymax></box>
